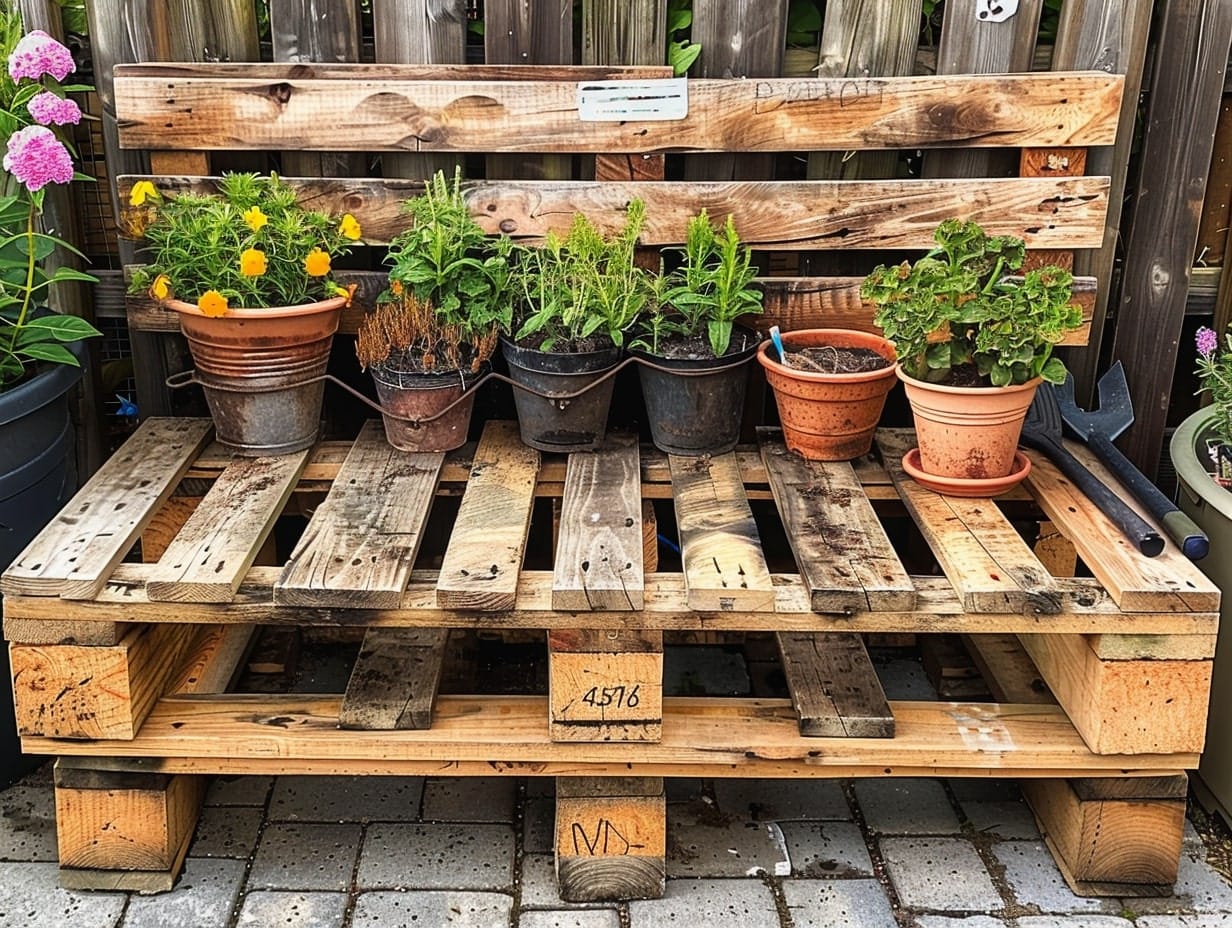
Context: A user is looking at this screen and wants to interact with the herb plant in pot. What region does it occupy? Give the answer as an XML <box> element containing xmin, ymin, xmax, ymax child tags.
<box><xmin>129</xmin><ymin>173</ymin><xmax>360</xmax><ymax>455</ymax></box>
<box><xmin>861</xmin><ymin>219</ymin><xmax>1082</xmax><ymax>489</ymax></box>
<box><xmin>504</xmin><ymin>201</ymin><xmax>648</xmax><ymax>452</ymax></box>
<box><xmin>356</xmin><ymin>170</ymin><xmax>511</xmax><ymax>452</ymax></box>
<box><xmin>630</xmin><ymin>211</ymin><xmax>762</xmax><ymax>456</ymax></box>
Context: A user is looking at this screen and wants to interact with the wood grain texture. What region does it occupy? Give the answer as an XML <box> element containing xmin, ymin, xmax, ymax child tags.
<box><xmin>436</xmin><ymin>421</ymin><xmax>539</xmax><ymax>610</ymax></box>
<box><xmin>112</xmin><ymin>69</ymin><xmax>1125</xmax><ymax>152</ymax></box>
<box><xmin>669</xmin><ymin>453</ymin><xmax>776</xmax><ymax>612</ymax></box>
<box><xmin>556</xmin><ymin>777</ymin><xmax>666</xmax><ymax>902</ymax></box>
<box><xmin>760</xmin><ymin>432</ymin><xmax>915</xmax><ymax>614</ymax></box>
<box><xmin>275</xmin><ymin>422</ymin><xmax>445</xmax><ymax>608</ymax></box>
<box><xmin>339</xmin><ymin>628</ymin><xmax>448</xmax><ymax>729</ymax></box>
<box><xmin>549</xmin><ymin>630</ymin><xmax>664</xmax><ymax>742</ymax></box>
<box><xmin>879</xmin><ymin>430</ymin><xmax>1061</xmax><ymax>615</ymax></box>
<box><xmin>553</xmin><ymin>434</ymin><xmax>644</xmax><ymax>611</ymax></box>
<box><xmin>146</xmin><ymin>451</ymin><xmax>309</xmax><ymax>603</ymax></box>
<box><xmin>775</xmin><ymin>632</ymin><xmax>894</xmax><ymax>736</ymax></box>
<box><xmin>963</xmin><ymin>633</ymin><xmax>1054</xmax><ymax>704</ymax></box>
<box><xmin>581</xmin><ymin>0</ymin><xmax>666</xmax><ymax>66</ymax></box>
<box><xmin>1</xmin><ymin>419</ymin><xmax>213</xmax><ymax>600</ymax></box>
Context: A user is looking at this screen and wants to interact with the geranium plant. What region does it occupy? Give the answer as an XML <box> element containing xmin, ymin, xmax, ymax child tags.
<box><xmin>0</xmin><ymin>13</ymin><xmax>100</xmax><ymax>389</ymax></box>
<box><xmin>1195</xmin><ymin>325</ymin><xmax>1232</xmax><ymax>478</ymax></box>
<box><xmin>128</xmin><ymin>172</ymin><xmax>360</xmax><ymax>315</ymax></box>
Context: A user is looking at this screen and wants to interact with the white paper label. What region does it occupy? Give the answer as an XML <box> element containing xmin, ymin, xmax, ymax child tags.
<box><xmin>577</xmin><ymin>78</ymin><xmax>688</xmax><ymax>122</ymax></box>
<box><xmin>975</xmin><ymin>0</ymin><xmax>1018</xmax><ymax>22</ymax></box>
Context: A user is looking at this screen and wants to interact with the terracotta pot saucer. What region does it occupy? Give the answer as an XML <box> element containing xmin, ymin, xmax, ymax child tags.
<box><xmin>901</xmin><ymin>447</ymin><xmax>1032</xmax><ymax>498</ymax></box>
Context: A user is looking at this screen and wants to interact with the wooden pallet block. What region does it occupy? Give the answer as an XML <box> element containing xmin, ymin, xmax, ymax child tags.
<box><xmin>555</xmin><ymin>776</ymin><xmax>665</xmax><ymax>902</ymax></box>
<box><xmin>548</xmin><ymin>629</ymin><xmax>663</xmax><ymax>742</ymax></box>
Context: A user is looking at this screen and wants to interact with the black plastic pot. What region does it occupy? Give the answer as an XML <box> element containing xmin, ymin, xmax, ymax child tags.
<box><xmin>0</xmin><ymin>346</ymin><xmax>84</xmax><ymax>787</ymax></box>
<box><xmin>629</xmin><ymin>331</ymin><xmax>758</xmax><ymax>456</ymax></box>
<box><xmin>499</xmin><ymin>336</ymin><xmax>620</xmax><ymax>452</ymax></box>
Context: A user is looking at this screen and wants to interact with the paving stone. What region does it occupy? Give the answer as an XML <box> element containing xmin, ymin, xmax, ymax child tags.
<box><xmin>991</xmin><ymin>841</ymin><xmax>1113</xmax><ymax>914</ymax></box>
<box><xmin>959</xmin><ymin>799</ymin><xmax>1040</xmax><ymax>840</ymax></box>
<box><xmin>526</xmin><ymin>778</ymin><xmax>556</xmax><ymax>798</ymax></box>
<box><xmin>190</xmin><ymin>805</ymin><xmax>264</xmax><ymax>858</ymax></box>
<box><xmin>664</xmin><ymin>645</ymin><xmax>750</xmax><ymax>696</ymax></box>
<box><xmin>948</xmin><ymin>780</ymin><xmax>1022</xmax><ymax>803</ymax></box>
<box><xmin>421</xmin><ymin>777</ymin><xmax>516</xmax><ymax>822</ymax></box>
<box><xmin>350</xmin><ymin>890</ymin><xmax>512</xmax><ymax>926</ymax></box>
<box><xmin>879</xmin><ymin>837</ymin><xmax>1001</xmax><ymax>911</ymax></box>
<box><xmin>780</xmin><ymin>822</ymin><xmax>873</xmax><ymax>878</ymax></box>
<box><xmin>1183</xmin><ymin>819</ymin><xmax>1205</xmax><ymax>850</ymax></box>
<box><xmin>0</xmin><ymin>785</ymin><xmax>57</xmax><ymax>861</ymax></box>
<box><xmin>854</xmin><ymin>779</ymin><xmax>961</xmax><ymax>835</ymax></box>
<box><xmin>666</xmin><ymin>803</ymin><xmax>790</xmax><ymax>877</ymax></box>
<box><xmin>712</xmin><ymin>779</ymin><xmax>850</xmax><ymax>821</ymax></box>
<box><xmin>914</xmin><ymin>917</ymin><xmax>1007</xmax><ymax>928</ymax></box>
<box><xmin>248</xmin><ymin>823</ymin><xmax>362</xmax><ymax>891</ymax></box>
<box><xmin>520</xmin><ymin>855</ymin><xmax>612</xmax><ymax>910</ymax></box>
<box><xmin>781</xmin><ymin>878</ymin><xmax>898</xmax><ymax>927</ymax></box>
<box><xmin>665</xmin><ymin>779</ymin><xmax>704</xmax><ymax>802</ymax></box>
<box><xmin>268</xmin><ymin>776</ymin><xmax>423</xmax><ymax>823</ymax></box>
<box><xmin>518</xmin><ymin>910</ymin><xmax>621</xmax><ymax>928</ymax></box>
<box><xmin>206</xmin><ymin>775</ymin><xmax>272</xmax><ymax>807</ymax></box>
<box><xmin>1138</xmin><ymin>916</ymin><xmax>1232</xmax><ymax>926</ymax></box>
<box><xmin>1121</xmin><ymin>847</ymin><xmax>1232</xmax><ymax>915</ymax></box>
<box><xmin>874</xmin><ymin>656</ymin><xmax>937</xmax><ymax>699</ymax></box>
<box><xmin>1015</xmin><ymin>917</ymin><xmax>1136</xmax><ymax>928</ymax></box>
<box><xmin>122</xmin><ymin>857</ymin><xmax>245</xmax><ymax>928</ymax></box>
<box><xmin>627</xmin><ymin>878</ymin><xmax>779</xmax><ymax>926</ymax></box>
<box><xmin>356</xmin><ymin>823</ymin><xmax>514</xmax><ymax>891</ymax></box>
<box><xmin>524</xmin><ymin>796</ymin><xmax>554</xmax><ymax>854</ymax></box>
<box><xmin>236</xmin><ymin>890</ymin><xmax>348</xmax><ymax>928</ymax></box>
<box><xmin>0</xmin><ymin>862</ymin><xmax>125</xmax><ymax>928</ymax></box>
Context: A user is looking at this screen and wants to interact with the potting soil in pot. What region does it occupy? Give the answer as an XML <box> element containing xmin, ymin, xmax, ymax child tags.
<box><xmin>780</xmin><ymin>346</ymin><xmax>891</xmax><ymax>375</ymax></box>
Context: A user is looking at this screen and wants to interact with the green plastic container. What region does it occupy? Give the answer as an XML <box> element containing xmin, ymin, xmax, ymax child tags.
<box><xmin>1172</xmin><ymin>408</ymin><xmax>1232</xmax><ymax>821</ymax></box>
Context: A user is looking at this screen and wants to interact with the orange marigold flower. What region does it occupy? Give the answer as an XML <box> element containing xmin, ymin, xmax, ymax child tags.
<box><xmin>304</xmin><ymin>248</ymin><xmax>331</xmax><ymax>277</ymax></box>
<box><xmin>390</xmin><ymin>280</ymin><xmax>403</xmax><ymax>296</ymax></box>
<box><xmin>243</xmin><ymin>206</ymin><xmax>268</xmax><ymax>232</ymax></box>
<box><xmin>240</xmin><ymin>248</ymin><xmax>267</xmax><ymax>277</ymax></box>
<box><xmin>339</xmin><ymin>213</ymin><xmax>361</xmax><ymax>241</ymax></box>
<box><xmin>198</xmin><ymin>290</ymin><xmax>228</xmax><ymax>317</ymax></box>
<box><xmin>150</xmin><ymin>274</ymin><xmax>171</xmax><ymax>300</ymax></box>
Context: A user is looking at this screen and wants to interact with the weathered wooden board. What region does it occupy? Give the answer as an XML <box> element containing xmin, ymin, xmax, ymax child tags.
<box><xmin>1</xmin><ymin>419</ymin><xmax>213</xmax><ymax>600</ymax></box>
<box><xmin>275</xmin><ymin>422</ymin><xmax>445</xmax><ymax>609</ymax></box>
<box><xmin>113</xmin><ymin>69</ymin><xmax>1125</xmax><ymax>152</ymax></box>
<box><xmin>669</xmin><ymin>454</ymin><xmax>776</xmax><ymax>613</ymax></box>
<box><xmin>116</xmin><ymin>175</ymin><xmax>1110</xmax><ymax>250</ymax></box>
<box><xmin>146</xmin><ymin>451</ymin><xmax>309</xmax><ymax>603</ymax></box>
<box><xmin>548</xmin><ymin>629</ymin><xmax>663</xmax><ymax>742</ymax></box>
<box><xmin>339</xmin><ymin>628</ymin><xmax>449</xmax><ymax>730</ymax></box>
<box><xmin>775</xmin><ymin>632</ymin><xmax>894</xmax><ymax>737</ymax></box>
<box><xmin>553</xmin><ymin>435</ymin><xmax>644</xmax><ymax>611</ymax></box>
<box><xmin>760</xmin><ymin>432</ymin><xmax>914</xmax><ymax>614</ymax></box>
<box><xmin>556</xmin><ymin>776</ymin><xmax>666</xmax><ymax>902</ymax></box>
<box><xmin>436</xmin><ymin>421</ymin><xmax>538</xmax><ymax>611</ymax></box>
<box><xmin>879</xmin><ymin>430</ymin><xmax>1061</xmax><ymax>614</ymax></box>
<box><xmin>581</xmin><ymin>0</ymin><xmax>666</xmax><ymax>67</ymax></box>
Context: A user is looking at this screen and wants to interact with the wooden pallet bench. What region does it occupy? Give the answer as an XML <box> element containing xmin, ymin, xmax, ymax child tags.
<box><xmin>2</xmin><ymin>417</ymin><xmax>1217</xmax><ymax>897</ymax></box>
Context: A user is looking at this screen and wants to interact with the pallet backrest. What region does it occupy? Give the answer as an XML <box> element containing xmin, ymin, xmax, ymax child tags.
<box><xmin>114</xmin><ymin>62</ymin><xmax>1124</xmax><ymax>345</ymax></box>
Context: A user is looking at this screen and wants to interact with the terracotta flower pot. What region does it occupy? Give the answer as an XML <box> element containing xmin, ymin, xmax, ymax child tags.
<box><xmin>898</xmin><ymin>367</ymin><xmax>1040</xmax><ymax>480</ymax></box>
<box><xmin>370</xmin><ymin>364</ymin><xmax>486</xmax><ymax>453</ymax></box>
<box><xmin>168</xmin><ymin>296</ymin><xmax>346</xmax><ymax>455</ymax></box>
<box><xmin>756</xmin><ymin>328</ymin><xmax>897</xmax><ymax>461</ymax></box>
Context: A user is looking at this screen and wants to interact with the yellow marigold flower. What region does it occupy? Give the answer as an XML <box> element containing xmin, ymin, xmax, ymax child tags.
<box><xmin>129</xmin><ymin>180</ymin><xmax>158</xmax><ymax>207</ymax></box>
<box><xmin>240</xmin><ymin>248</ymin><xmax>267</xmax><ymax>277</ymax></box>
<box><xmin>304</xmin><ymin>248</ymin><xmax>331</xmax><ymax>277</ymax></box>
<box><xmin>243</xmin><ymin>206</ymin><xmax>268</xmax><ymax>232</ymax></box>
<box><xmin>150</xmin><ymin>274</ymin><xmax>171</xmax><ymax>300</ymax></box>
<box><xmin>198</xmin><ymin>290</ymin><xmax>228</xmax><ymax>317</ymax></box>
<box><xmin>339</xmin><ymin>213</ymin><xmax>361</xmax><ymax>241</ymax></box>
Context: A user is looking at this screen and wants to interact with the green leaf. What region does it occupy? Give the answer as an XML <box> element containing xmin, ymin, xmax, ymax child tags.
<box><xmin>21</xmin><ymin>314</ymin><xmax>102</xmax><ymax>342</ymax></box>
<box><xmin>1039</xmin><ymin>356</ymin><xmax>1068</xmax><ymax>384</ymax></box>
<box><xmin>668</xmin><ymin>40</ymin><xmax>701</xmax><ymax>76</ymax></box>
<box><xmin>17</xmin><ymin>342</ymin><xmax>79</xmax><ymax>366</ymax></box>
<box><xmin>47</xmin><ymin>266</ymin><xmax>100</xmax><ymax>284</ymax></box>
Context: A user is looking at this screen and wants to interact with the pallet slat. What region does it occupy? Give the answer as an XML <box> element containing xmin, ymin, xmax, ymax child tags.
<box><xmin>775</xmin><ymin>632</ymin><xmax>894</xmax><ymax>737</ymax></box>
<box><xmin>339</xmin><ymin>628</ymin><xmax>449</xmax><ymax>730</ymax></box>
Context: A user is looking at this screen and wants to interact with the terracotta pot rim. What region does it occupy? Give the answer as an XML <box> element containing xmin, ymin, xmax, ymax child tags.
<box><xmin>896</xmin><ymin>365</ymin><xmax>1042</xmax><ymax>395</ymax></box>
<box><xmin>165</xmin><ymin>295</ymin><xmax>348</xmax><ymax>320</ymax></box>
<box><xmin>757</xmin><ymin>329</ymin><xmax>897</xmax><ymax>383</ymax></box>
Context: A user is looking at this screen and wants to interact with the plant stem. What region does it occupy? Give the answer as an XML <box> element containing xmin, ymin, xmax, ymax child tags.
<box><xmin>4</xmin><ymin>198</ymin><xmax>36</xmax><ymax>358</ymax></box>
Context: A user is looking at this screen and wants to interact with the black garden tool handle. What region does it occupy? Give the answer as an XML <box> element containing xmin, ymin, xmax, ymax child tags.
<box><xmin>1021</xmin><ymin>435</ymin><xmax>1164</xmax><ymax>557</ymax></box>
<box><xmin>1084</xmin><ymin>430</ymin><xmax>1209</xmax><ymax>560</ymax></box>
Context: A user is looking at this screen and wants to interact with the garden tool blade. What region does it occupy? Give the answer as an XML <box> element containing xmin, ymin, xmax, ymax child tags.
<box><xmin>1056</xmin><ymin>361</ymin><xmax>1132</xmax><ymax>442</ymax></box>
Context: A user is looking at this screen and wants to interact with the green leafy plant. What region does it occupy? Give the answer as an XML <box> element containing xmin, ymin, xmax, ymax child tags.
<box><xmin>512</xmin><ymin>200</ymin><xmax>649</xmax><ymax>352</ymax></box>
<box><xmin>367</xmin><ymin>168</ymin><xmax>513</xmax><ymax>373</ymax></box>
<box><xmin>128</xmin><ymin>172</ymin><xmax>358</xmax><ymax>316</ymax></box>
<box><xmin>666</xmin><ymin>0</ymin><xmax>701</xmax><ymax>76</ymax></box>
<box><xmin>634</xmin><ymin>210</ymin><xmax>763</xmax><ymax>358</ymax></box>
<box><xmin>0</xmin><ymin>10</ymin><xmax>101</xmax><ymax>389</ymax></box>
<box><xmin>861</xmin><ymin>219</ymin><xmax>1081</xmax><ymax>387</ymax></box>
<box><xmin>1195</xmin><ymin>325</ymin><xmax>1232</xmax><ymax>451</ymax></box>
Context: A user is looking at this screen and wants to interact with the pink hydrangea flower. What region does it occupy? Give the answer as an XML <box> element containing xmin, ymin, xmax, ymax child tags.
<box><xmin>1197</xmin><ymin>326</ymin><xmax>1219</xmax><ymax>359</ymax></box>
<box><xmin>27</xmin><ymin>91</ymin><xmax>81</xmax><ymax>126</ymax></box>
<box><xmin>3</xmin><ymin>125</ymin><xmax>74</xmax><ymax>191</ymax></box>
<box><xmin>7</xmin><ymin>30</ymin><xmax>74</xmax><ymax>82</ymax></box>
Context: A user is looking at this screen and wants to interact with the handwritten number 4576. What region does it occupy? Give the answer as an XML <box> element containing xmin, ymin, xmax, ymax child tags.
<box><xmin>581</xmin><ymin>684</ymin><xmax>640</xmax><ymax>709</ymax></box>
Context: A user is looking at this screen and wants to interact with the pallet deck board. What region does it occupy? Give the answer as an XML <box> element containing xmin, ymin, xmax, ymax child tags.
<box><xmin>760</xmin><ymin>432</ymin><xmax>915</xmax><ymax>614</ymax></box>
<box><xmin>274</xmin><ymin>423</ymin><xmax>445</xmax><ymax>609</ymax></box>
<box><xmin>339</xmin><ymin>628</ymin><xmax>449</xmax><ymax>730</ymax></box>
<box><xmin>776</xmin><ymin>632</ymin><xmax>894</xmax><ymax>737</ymax></box>
<box><xmin>436</xmin><ymin>421</ymin><xmax>539</xmax><ymax>611</ymax></box>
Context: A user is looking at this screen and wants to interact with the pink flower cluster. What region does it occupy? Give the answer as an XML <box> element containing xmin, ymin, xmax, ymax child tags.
<box><xmin>3</xmin><ymin>125</ymin><xmax>73</xmax><ymax>191</ymax></box>
<box><xmin>7</xmin><ymin>29</ymin><xmax>73</xmax><ymax>82</ymax></box>
<box><xmin>27</xmin><ymin>91</ymin><xmax>80</xmax><ymax>126</ymax></box>
<box><xmin>1198</xmin><ymin>326</ymin><xmax>1219</xmax><ymax>359</ymax></box>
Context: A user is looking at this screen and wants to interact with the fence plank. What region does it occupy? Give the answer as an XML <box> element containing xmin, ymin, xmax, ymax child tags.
<box><xmin>581</xmin><ymin>0</ymin><xmax>666</xmax><ymax>65</ymax></box>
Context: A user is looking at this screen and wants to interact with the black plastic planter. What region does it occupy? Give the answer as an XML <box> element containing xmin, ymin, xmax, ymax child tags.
<box><xmin>500</xmin><ymin>336</ymin><xmax>620</xmax><ymax>452</ymax></box>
